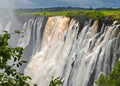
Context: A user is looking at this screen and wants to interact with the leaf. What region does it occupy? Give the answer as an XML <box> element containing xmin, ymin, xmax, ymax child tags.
<box><xmin>21</xmin><ymin>61</ymin><xmax>27</xmax><ymax>63</ymax></box>
<box><xmin>19</xmin><ymin>62</ymin><xmax>22</xmax><ymax>66</ymax></box>
<box><xmin>34</xmin><ymin>84</ymin><xmax>37</xmax><ymax>86</ymax></box>
<box><xmin>17</xmin><ymin>64</ymin><xmax>19</xmax><ymax>67</ymax></box>
<box><xmin>14</xmin><ymin>57</ymin><xmax>17</xmax><ymax>62</ymax></box>
<box><xmin>23</xmin><ymin>76</ymin><xmax>32</xmax><ymax>80</ymax></box>
<box><xmin>14</xmin><ymin>30</ymin><xmax>20</xmax><ymax>34</ymax></box>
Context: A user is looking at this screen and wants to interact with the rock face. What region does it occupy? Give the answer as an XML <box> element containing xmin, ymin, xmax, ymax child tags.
<box><xmin>1</xmin><ymin>16</ymin><xmax>120</xmax><ymax>86</ymax></box>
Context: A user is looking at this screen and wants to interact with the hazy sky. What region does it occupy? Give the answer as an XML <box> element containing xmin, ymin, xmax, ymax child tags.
<box><xmin>0</xmin><ymin>0</ymin><xmax>120</xmax><ymax>8</ymax></box>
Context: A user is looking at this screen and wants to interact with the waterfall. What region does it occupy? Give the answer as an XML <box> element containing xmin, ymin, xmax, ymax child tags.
<box><xmin>18</xmin><ymin>16</ymin><xmax>120</xmax><ymax>86</ymax></box>
<box><xmin>18</xmin><ymin>17</ymin><xmax>48</xmax><ymax>71</ymax></box>
<box><xmin>1</xmin><ymin>15</ymin><xmax>120</xmax><ymax>86</ymax></box>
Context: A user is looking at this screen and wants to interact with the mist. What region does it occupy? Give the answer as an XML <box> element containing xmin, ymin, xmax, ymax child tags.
<box><xmin>0</xmin><ymin>0</ymin><xmax>22</xmax><ymax>46</ymax></box>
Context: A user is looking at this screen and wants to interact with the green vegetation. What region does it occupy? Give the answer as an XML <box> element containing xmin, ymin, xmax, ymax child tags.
<box><xmin>49</xmin><ymin>76</ymin><xmax>62</xmax><ymax>86</ymax></box>
<box><xmin>117</xmin><ymin>28</ymin><xmax>120</xmax><ymax>34</ymax></box>
<box><xmin>0</xmin><ymin>30</ymin><xmax>31</xmax><ymax>86</ymax></box>
<box><xmin>97</xmin><ymin>61</ymin><xmax>120</xmax><ymax>86</ymax></box>
<box><xmin>16</xmin><ymin>8</ymin><xmax>120</xmax><ymax>21</ymax></box>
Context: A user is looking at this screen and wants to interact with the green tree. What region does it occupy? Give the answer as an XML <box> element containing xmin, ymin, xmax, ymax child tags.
<box><xmin>97</xmin><ymin>61</ymin><xmax>120</xmax><ymax>86</ymax></box>
<box><xmin>0</xmin><ymin>30</ymin><xmax>31</xmax><ymax>86</ymax></box>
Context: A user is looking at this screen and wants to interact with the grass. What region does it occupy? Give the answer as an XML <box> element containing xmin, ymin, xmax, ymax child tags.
<box><xmin>16</xmin><ymin>9</ymin><xmax>120</xmax><ymax>21</ymax></box>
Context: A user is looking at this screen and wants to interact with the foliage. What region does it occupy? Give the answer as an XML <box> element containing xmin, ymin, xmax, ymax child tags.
<box><xmin>97</xmin><ymin>61</ymin><xmax>120</xmax><ymax>86</ymax></box>
<box><xmin>117</xmin><ymin>28</ymin><xmax>120</xmax><ymax>34</ymax></box>
<box><xmin>14</xmin><ymin>30</ymin><xmax>21</xmax><ymax>34</ymax></box>
<box><xmin>0</xmin><ymin>30</ymin><xmax>31</xmax><ymax>86</ymax></box>
<box><xmin>49</xmin><ymin>76</ymin><xmax>62</xmax><ymax>86</ymax></box>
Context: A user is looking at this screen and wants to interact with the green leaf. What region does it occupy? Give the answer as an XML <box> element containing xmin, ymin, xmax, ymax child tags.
<box><xmin>21</xmin><ymin>61</ymin><xmax>27</xmax><ymax>63</ymax></box>
<box><xmin>17</xmin><ymin>64</ymin><xmax>19</xmax><ymax>67</ymax></box>
<box><xmin>14</xmin><ymin>30</ymin><xmax>20</xmax><ymax>34</ymax></box>
<box><xmin>34</xmin><ymin>84</ymin><xmax>37</xmax><ymax>86</ymax></box>
<box><xmin>19</xmin><ymin>62</ymin><xmax>22</xmax><ymax>66</ymax></box>
<box><xmin>14</xmin><ymin>57</ymin><xmax>17</xmax><ymax>62</ymax></box>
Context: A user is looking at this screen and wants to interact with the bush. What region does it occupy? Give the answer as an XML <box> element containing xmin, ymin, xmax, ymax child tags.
<box><xmin>0</xmin><ymin>30</ymin><xmax>31</xmax><ymax>86</ymax></box>
<box><xmin>97</xmin><ymin>61</ymin><xmax>120</xmax><ymax>86</ymax></box>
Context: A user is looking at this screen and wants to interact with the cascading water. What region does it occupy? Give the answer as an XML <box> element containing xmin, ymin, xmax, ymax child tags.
<box><xmin>18</xmin><ymin>16</ymin><xmax>48</xmax><ymax>71</ymax></box>
<box><xmin>1</xmin><ymin>15</ymin><xmax>120</xmax><ymax>86</ymax></box>
<box><xmin>0</xmin><ymin>15</ymin><xmax>23</xmax><ymax>46</ymax></box>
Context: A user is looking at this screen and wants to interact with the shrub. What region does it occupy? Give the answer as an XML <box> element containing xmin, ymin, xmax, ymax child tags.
<box><xmin>0</xmin><ymin>30</ymin><xmax>31</xmax><ymax>86</ymax></box>
<box><xmin>97</xmin><ymin>61</ymin><xmax>120</xmax><ymax>86</ymax></box>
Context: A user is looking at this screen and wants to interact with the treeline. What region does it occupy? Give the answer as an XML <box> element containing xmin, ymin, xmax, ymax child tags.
<box><xmin>15</xmin><ymin>7</ymin><xmax>120</xmax><ymax>13</ymax></box>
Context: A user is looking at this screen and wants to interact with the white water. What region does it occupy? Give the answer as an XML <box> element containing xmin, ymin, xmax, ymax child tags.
<box><xmin>1</xmin><ymin>16</ymin><xmax>120</xmax><ymax>86</ymax></box>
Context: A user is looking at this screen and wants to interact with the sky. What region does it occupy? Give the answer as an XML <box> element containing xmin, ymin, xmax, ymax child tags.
<box><xmin>0</xmin><ymin>0</ymin><xmax>120</xmax><ymax>8</ymax></box>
